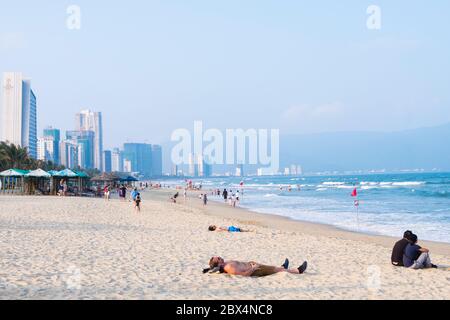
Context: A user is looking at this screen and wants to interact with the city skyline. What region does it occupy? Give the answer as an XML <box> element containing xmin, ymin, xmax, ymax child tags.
<box><xmin>1</xmin><ymin>2</ymin><xmax>449</xmax><ymax>152</ymax></box>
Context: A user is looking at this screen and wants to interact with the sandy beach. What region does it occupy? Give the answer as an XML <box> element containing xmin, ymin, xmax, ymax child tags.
<box><xmin>0</xmin><ymin>191</ymin><xmax>449</xmax><ymax>300</ymax></box>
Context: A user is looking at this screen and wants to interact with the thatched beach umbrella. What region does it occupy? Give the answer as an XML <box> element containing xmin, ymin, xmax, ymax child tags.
<box><xmin>25</xmin><ymin>169</ymin><xmax>51</xmax><ymax>195</ymax></box>
<box><xmin>0</xmin><ymin>169</ymin><xmax>29</xmax><ymax>194</ymax></box>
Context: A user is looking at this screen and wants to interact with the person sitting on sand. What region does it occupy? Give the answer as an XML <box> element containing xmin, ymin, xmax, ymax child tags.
<box><xmin>203</xmin><ymin>257</ymin><xmax>307</xmax><ymax>277</ymax></box>
<box><xmin>208</xmin><ymin>225</ymin><xmax>250</xmax><ymax>233</ymax></box>
<box><xmin>403</xmin><ymin>234</ymin><xmax>438</xmax><ymax>269</ymax></box>
<box><xmin>391</xmin><ymin>230</ymin><xmax>413</xmax><ymax>267</ymax></box>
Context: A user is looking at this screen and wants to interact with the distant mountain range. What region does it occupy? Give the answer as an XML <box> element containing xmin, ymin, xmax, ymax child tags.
<box><xmin>162</xmin><ymin>123</ymin><xmax>450</xmax><ymax>174</ymax></box>
<box><xmin>280</xmin><ymin>123</ymin><xmax>450</xmax><ymax>172</ymax></box>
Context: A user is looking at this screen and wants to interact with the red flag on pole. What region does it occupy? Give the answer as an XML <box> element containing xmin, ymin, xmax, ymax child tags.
<box><xmin>351</xmin><ymin>188</ymin><xmax>358</xmax><ymax>197</ymax></box>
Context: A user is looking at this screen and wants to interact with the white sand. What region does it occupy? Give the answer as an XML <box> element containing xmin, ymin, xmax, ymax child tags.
<box><xmin>0</xmin><ymin>192</ymin><xmax>449</xmax><ymax>300</ymax></box>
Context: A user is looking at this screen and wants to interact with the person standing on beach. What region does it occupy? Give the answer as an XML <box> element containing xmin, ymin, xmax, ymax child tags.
<box><xmin>120</xmin><ymin>185</ymin><xmax>127</xmax><ymax>201</ymax></box>
<box><xmin>104</xmin><ymin>185</ymin><xmax>110</xmax><ymax>201</ymax></box>
<box><xmin>134</xmin><ymin>193</ymin><xmax>141</xmax><ymax>212</ymax></box>
<box><xmin>131</xmin><ymin>188</ymin><xmax>139</xmax><ymax>202</ymax></box>
<box><xmin>204</xmin><ymin>257</ymin><xmax>307</xmax><ymax>277</ymax></box>
<box><xmin>203</xmin><ymin>193</ymin><xmax>208</xmax><ymax>206</ymax></box>
<box><xmin>223</xmin><ymin>189</ymin><xmax>228</xmax><ymax>202</ymax></box>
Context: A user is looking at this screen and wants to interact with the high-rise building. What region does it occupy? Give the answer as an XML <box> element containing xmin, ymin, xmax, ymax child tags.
<box><xmin>103</xmin><ymin>150</ymin><xmax>112</xmax><ymax>173</ymax></box>
<box><xmin>123</xmin><ymin>159</ymin><xmax>132</xmax><ymax>173</ymax></box>
<box><xmin>189</xmin><ymin>154</ymin><xmax>212</xmax><ymax>177</ymax></box>
<box><xmin>188</xmin><ymin>153</ymin><xmax>198</xmax><ymax>177</ymax></box>
<box><xmin>235</xmin><ymin>164</ymin><xmax>244</xmax><ymax>177</ymax></box>
<box><xmin>1</xmin><ymin>72</ymin><xmax>37</xmax><ymax>158</ymax></box>
<box><xmin>59</xmin><ymin>140</ymin><xmax>79</xmax><ymax>169</ymax></box>
<box><xmin>171</xmin><ymin>165</ymin><xmax>178</xmax><ymax>176</ymax></box>
<box><xmin>75</xmin><ymin>110</ymin><xmax>103</xmax><ymax>171</ymax></box>
<box><xmin>123</xmin><ymin>143</ymin><xmax>152</xmax><ymax>177</ymax></box>
<box><xmin>111</xmin><ymin>148</ymin><xmax>124</xmax><ymax>172</ymax></box>
<box><xmin>66</xmin><ymin>130</ymin><xmax>95</xmax><ymax>169</ymax></box>
<box><xmin>42</xmin><ymin>127</ymin><xmax>60</xmax><ymax>164</ymax></box>
<box><xmin>37</xmin><ymin>136</ymin><xmax>57</xmax><ymax>163</ymax></box>
<box><xmin>199</xmin><ymin>155</ymin><xmax>212</xmax><ymax>178</ymax></box>
<box><xmin>151</xmin><ymin>145</ymin><xmax>162</xmax><ymax>177</ymax></box>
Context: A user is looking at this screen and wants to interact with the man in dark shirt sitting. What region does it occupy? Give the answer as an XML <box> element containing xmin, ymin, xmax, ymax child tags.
<box><xmin>391</xmin><ymin>230</ymin><xmax>413</xmax><ymax>266</ymax></box>
<box><xmin>403</xmin><ymin>234</ymin><xmax>438</xmax><ymax>269</ymax></box>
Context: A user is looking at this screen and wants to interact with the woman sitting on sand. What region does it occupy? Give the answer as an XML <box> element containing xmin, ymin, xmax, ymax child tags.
<box><xmin>203</xmin><ymin>257</ymin><xmax>307</xmax><ymax>277</ymax></box>
<box><xmin>208</xmin><ymin>225</ymin><xmax>250</xmax><ymax>233</ymax></box>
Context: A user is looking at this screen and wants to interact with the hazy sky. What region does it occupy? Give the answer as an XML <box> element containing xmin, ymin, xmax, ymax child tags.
<box><xmin>1</xmin><ymin>0</ymin><xmax>449</xmax><ymax>150</ymax></box>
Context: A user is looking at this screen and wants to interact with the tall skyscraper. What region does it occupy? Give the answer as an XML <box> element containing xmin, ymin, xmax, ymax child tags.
<box><xmin>188</xmin><ymin>153</ymin><xmax>212</xmax><ymax>177</ymax></box>
<box><xmin>111</xmin><ymin>148</ymin><xmax>124</xmax><ymax>172</ymax></box>
<box><xmin>1</xmin><ymin>72</ymin><xmax>37</xmax><ymax>158</ymax></box>
<box><xmin>123</xmin><ymin>143</ymin><xmax>152</xmax><ymax>177</ymax></box>
<box><xmin>66</xmin><ymin>130</ymin><xmax>95</xmax><ymax>169</ymax></box>
<box><xmin>103</xmin><ymin>150</ymin><xmax>112</xmax><ymax>173</ymax></box>
<box><xmin>43</xmin><ymin>127</ymin><xmax>60</xmax><ymax>164</ymax></box>
<box><xmin>188</xmin><ymin>153</ymin><xmax>198</xmax><ymax>177</ymax></box>
<box><xmin>37</xmin><ymin>136</ymin><xmax>57</xmax><ymax>164</ymax></box>
<box><xmin>75</xmin><ymin>110</ymin><xmax>103</xmax><ymax>171</ymax></box>
<box><xmin>151</xmin><ymin>145</ymin><xmax>163</xmax><ymax>177</ymax></box>
<box><xmin>59</xmin><ymin>140</ymin><xmax>79</xmax><ymax>169</ymax></box>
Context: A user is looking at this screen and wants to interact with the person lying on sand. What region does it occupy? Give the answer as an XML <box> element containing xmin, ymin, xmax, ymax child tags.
<box><xmin>203</xmin><ymin>257</ymin><xmax>307</xmax><ymax>277</ymax></box>
<box><xmin>208</xmin><ymin>225</ymin><xmax>250</xmax><ymax>233</ymax></box>
<box><xmin>403</xmin><ymin>234</ymin><xmax>438</xmax><ymax>269</ymax></box>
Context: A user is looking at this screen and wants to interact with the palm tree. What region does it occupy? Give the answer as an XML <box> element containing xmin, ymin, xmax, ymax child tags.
<box><xmin>0</xmin><ymin>142</ymin><xmax>29</xmax><ymax>169</ymax></box>
<box><xmin>0</xmin><ymin>141</ymin><xmax>66</xmax><ymax>172</ymax></box>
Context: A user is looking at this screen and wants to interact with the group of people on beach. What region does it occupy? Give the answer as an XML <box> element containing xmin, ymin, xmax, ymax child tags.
<box><xmin>102</xmin><ymin>184</ymin><xmax>142</xmax><ymax>212</ymax></box>
<box><xmin>391</xmin><ymin>230</ymin><xmax>437</xmax><ymax>269</ymax></box>
<box><xmin>221</xmin><ymin>189</ymin><xmax>240</xmax><ymax>207</ymax></box>
<box><xmin>202</xmin><ymin>229</ymin><xmax>440</xmax><ymax>278</ymax></box>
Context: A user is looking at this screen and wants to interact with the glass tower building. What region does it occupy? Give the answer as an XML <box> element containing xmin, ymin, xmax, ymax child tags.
<box><xmin>0</xmin><ymin>72</ymin><xmax>37</xmax><ymax>158</ymax></box>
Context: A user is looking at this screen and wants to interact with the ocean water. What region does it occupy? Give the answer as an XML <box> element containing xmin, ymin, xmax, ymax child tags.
<box><xmin>163</xmin><ymin>172</ymin><xmax>450</xmax><ymax>243</ymax></box>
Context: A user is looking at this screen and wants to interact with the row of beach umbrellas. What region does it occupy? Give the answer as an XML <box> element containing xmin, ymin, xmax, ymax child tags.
<box><xmin>0</xmin><ymin>168</ymin><xmax>89</xmax><ymax>178</ymax></box>
<box><xmin>0</xmin><ymin>168</ymin><xmax>138</xmax><ymax>181</ymax></box>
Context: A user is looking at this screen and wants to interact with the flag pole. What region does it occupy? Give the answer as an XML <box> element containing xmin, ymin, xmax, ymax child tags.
<box><xmin>356</xmin><ymin>198</ymin><xmax>360</xmax><ymax>231</ymax></box>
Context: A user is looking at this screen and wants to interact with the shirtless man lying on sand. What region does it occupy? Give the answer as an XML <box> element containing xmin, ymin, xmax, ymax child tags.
<box><xmin>208</xmin><ymin>225</ymin><xmax>251</xmax><ymax>233</ymax></box>
<box><xmin>203</xmin><ymin>257</ymin><xmax>307</xmax><ymax>277</ymax></box>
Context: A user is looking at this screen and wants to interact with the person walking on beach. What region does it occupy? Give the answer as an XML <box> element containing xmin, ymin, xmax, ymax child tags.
<box><xmin>131</xmin><ymin>188</ymin><xmax>138</xmax><ymax>202</ymax></box>
<box><xmin>223</xmin><ymin>189</ymin><xmax>228</xmax><ymax>202</ymax></box>
<box><xmin>403</xmin><ymin>234</ymin><xmax>438</xmax><ymax>269</ymax></box>
<box><xmin>204</xmin><ymin>257</ymin><xmax>307</xmax><ymax>277</ymax></box>
<box><xmin>134</xmin><ymin>193</ymin><xmax>142</xmax><ymax>212</ymax></box>
<box><xmin>203</xmin><ymin>193</ymin><xmax>208</xmax><ymax>206</ymax></box>
<box><xmin>119</xmin><ymin>185</ymin><xmax>127</xmax><ymax>201</ymax></box>
<box><xmin>183</xmin><ymin>188</ymin><xmax>187</xmax><ymax>201</ymax></box>
<box><xmin>58</xmin><ymin>180</ymin><xmax>64</xmax><ymax>196</ymax></box>
<box><xmin>104</xmin><ymin>185</ymin><xmax>110</xmax><ymax>201</ymax></box>
<box><xmin>391</xmin><ymin>230</ymin><xmax>413</xmax><ymax>267</ymax></box>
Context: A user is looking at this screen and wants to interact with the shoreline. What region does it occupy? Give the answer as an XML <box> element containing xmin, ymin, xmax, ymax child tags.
<box><xmin>147</xmin><ymin>188</ymin><xmax>450</xmax><ymax>256</ymax></box>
